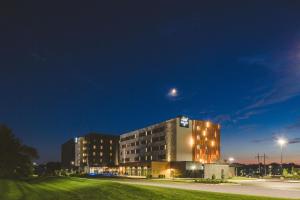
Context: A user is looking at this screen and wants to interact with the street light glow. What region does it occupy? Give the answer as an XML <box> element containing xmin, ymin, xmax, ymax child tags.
<box><xmin>228</xmin><ymin>157</ymin><xmax>235</xmax><ymax>163</ymax></box>
<box><xmin>277</xmin><ymin>138</ymin><xmax>287</xmax><ymax>147</ymax></box>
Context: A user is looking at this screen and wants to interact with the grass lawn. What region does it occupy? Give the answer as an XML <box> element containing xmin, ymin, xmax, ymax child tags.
<box><xmin>0</xmin><ymin>177</ymin><xmax>291</xmax><ymax>200</ymax></box>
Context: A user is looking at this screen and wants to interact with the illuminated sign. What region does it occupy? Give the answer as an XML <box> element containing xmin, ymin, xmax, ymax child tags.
<box><xmin>180</xmin><ymin>116</ymin><xmax>189</xmax><ymax>128</ymax></box>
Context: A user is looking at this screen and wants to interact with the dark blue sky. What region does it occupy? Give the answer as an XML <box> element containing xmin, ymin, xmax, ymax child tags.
<box><xmin>1</xmin><ymin>1</ymin><xmax>300</xmax><ymax>163</ymax></box>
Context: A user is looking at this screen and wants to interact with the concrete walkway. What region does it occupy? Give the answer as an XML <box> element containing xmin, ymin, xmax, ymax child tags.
<box><xmin>114</xmin><ymin>179</ymin><xmax>300</xmax><ymax>199</ymax></box>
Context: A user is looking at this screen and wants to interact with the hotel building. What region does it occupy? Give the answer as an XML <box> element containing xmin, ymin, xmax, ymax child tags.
<box><xmin>61</xmin><ymin>133</ymin><xmax>119</xmax><ymax>173</ymax></box>
<box><xmin>118</xmin><ymin>116</ymin><xmax>221</xmax><ymax>177</ymax></box>
<box><xmin>61</xmin><ymin>116</ymin><xmax>229</xmax><ymax>178</ymax></box>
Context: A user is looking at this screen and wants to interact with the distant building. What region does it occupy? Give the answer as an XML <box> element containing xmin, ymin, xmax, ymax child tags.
<box><xmin>61</xmin><ymin>133</ymin><xmax>119</xmax><ymax>173</ymax></box>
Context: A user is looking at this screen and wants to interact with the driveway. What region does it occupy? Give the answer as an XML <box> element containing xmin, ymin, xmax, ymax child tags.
<box><xmin>114</xmin><ymin>179</ymin><xmax>300</xmax><ymax>199</ymax></box>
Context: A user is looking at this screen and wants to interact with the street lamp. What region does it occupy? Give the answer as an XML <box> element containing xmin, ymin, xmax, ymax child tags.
<box><xmin>277</xmin><ymin>138</ymin><xmax>287</xmax><ymax>175</ymax></box>
<box><xmin>228</xmin><ymin>157</ymin><xmax>235</xmax><ymax>163</ymax></box>
<box><xmin>228</xmin><ymin>157</ymin><xmax>237</xmax><ymax>176</ymax></box>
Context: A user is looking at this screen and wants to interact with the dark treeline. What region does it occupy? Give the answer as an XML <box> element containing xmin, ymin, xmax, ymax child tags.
<box><xmin>0</xmin><ymin>125</ymin><xmax>39</xmax><ymax>178</ymax></box>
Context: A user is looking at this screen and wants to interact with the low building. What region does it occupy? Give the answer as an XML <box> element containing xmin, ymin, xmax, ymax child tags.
<box><xmin>61</xmin><ymin>133</ymin><xmax>119</xmax><ymax>173</ymax></box>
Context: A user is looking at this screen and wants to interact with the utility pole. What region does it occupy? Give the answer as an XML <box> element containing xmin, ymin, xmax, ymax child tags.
<box><xmin>263</xmin><ymin>154</ymin><xmax>268</xmax><ymax>176</ymax></box>
<box><xmin>255</xmin><ymin>153</ymin><xmax>268</xmax><ymax>177</ymax></box>
<box><xmin>255</xmin><ymin>153</ymin><xmax>261</xmax><ymax>175</ymax></box>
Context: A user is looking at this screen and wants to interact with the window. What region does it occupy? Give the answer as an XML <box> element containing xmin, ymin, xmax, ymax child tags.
<box><xmin>101</xmin><ymin>145</ymin><xmax>103</xmax><ymax>149</ymax></box>
<box><xmin>152</xmin><ymin>146</ymin><xmax>159</xmax><ymax>151</ymax></box>
<box><xmin>158</xmin><ymin>154</ymin><xmax>166</xmax><ymax>159</ymax></box>
<box><xmin>101</xmin><ymin>139</ymin><xmax>103</xmax><ymax>143</ymax></box>
<box><xmin>139</xmin><ymin>132</ymin><xmax>146</xmax><ymax>137</ymax></box>
<box><xmin>93</xmin><ymin>152</ymin><xmax>96</xmax><ymax>156</ymax></box>
<box><xmin>110</xmin><ymin>140</ymin><xmax>112</xmax><ymax>144</ymax></box>
<box><xmin>100</xmin><ymin>152</ymin><xmax>103</xmax><ymax>156</ymax></box>
<box><xmin>110</xmin><ymin>146</ymin><xmax>112</xmax><ymax>150</ymax></box>
<box><xmin>131</xmin><ymin>150</ymin><xmax>135</xmax><ymax>154</ymax></box>
<box><xmin>152</xmin><ymin>126</ymin><xmax>165</xmax><ymax>134</ymax></box>
<box><xmin>141</xmin><ymin>140</ymin><xmax>146</xmax><ymax>145</ymax></box>
<box><xmin>93</xmin><ymin>145</ymin><xmax>96</xmax><ymax>149</ymax></box>
<box><xmin>131</xmin><ymin>142</ymin><xmax>135</xmax><ymax>146</ymax></box>
<box><xmin>159</xmin><ymin>136</ymin><xmax>165</xmax><ymax>141</ymax></box>
<box><xmin>122</xmin><ymin>144</ymin><xmax>126</xmax><ymax>148</ymax></box>
<box><xmin>160</xmin><ymin>145</ymin><xmax>165</xmax><ymax>150</ymax></box>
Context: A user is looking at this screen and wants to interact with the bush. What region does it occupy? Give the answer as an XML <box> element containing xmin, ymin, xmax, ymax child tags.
<box><xmin>194</xmin><ymin>178</ymin><xmax>228</xmax><ymax>184</ymax></box>
<box><xmin>212</xmin><ymin>174</ymin><xmax>216</xmax><ymax>180</ymax></box>
<box><xmin>146</xmin><ymin>175</ymin><xmax>152</xmax><ymax>179</ymax></box>
<box><xmin>158</xmin><ymin>174</ymin><xmax>165</xmax><ymax>178</ymax></box>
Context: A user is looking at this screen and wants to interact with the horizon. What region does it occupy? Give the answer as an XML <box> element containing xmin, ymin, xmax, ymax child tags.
<box><xmin>1</xmin><ymin>1</ymin><xmax>300</xmax><ymax>164</ymax></box>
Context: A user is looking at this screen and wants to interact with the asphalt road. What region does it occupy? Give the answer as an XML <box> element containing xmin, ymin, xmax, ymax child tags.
<box><xmin>114</xmin><ymin>179</ymin><xmax>300</xmax><ymax>199</ymax></box>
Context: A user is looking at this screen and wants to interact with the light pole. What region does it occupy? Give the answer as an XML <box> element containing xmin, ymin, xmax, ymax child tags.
<box><xmin>228</xmin><ymin>157</ymin><xmax>236</xmax><ymax>176</ymax></box>
<box><xmin>277</xmin><ymin>138</ymin><xmax>287</xmax><ymax>175</ymax></box>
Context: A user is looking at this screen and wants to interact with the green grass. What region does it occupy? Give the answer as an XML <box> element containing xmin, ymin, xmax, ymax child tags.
<box><xmin>0</xmin><ymin>177</ymin><xmax>291</xmax><ymax>200</ymax></box>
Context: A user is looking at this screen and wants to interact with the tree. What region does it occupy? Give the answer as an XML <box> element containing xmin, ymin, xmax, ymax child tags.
<box><xmin>0</xmin><ymin>125</ymin><xmax>39</xmax><ymax>178</ymax></box>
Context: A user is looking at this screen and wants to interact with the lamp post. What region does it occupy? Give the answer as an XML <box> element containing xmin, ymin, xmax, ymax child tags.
<box><xmin>228</xmin><ymin>157</ymin><xmax>236</xmax><ymax>176</ymax></box>
<box><xmin>277</xmin><ymin>138</ymin><xmax>287</xmax><ymax>175</ymax></box>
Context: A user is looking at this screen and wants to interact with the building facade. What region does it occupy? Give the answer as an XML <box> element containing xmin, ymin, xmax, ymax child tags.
<box><xmin>61</xmin><ymin>116</ymin><xmax>224</xmax><ymax>178</ymax></box>
<box><xmin>118</xmin><ymin>116</ymin><xmax>221</xmax><ymax>177</ymax></box>
<box><xmin>61</xmin><ymin>133</ymin><xmax>119</xmax><ymax>173</ymax></box>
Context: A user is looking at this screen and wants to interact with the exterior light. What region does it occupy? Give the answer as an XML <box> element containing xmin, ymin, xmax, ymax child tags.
<box><xmin>277</xmin><ymin>138</ymin><xmax>287</xmax><ymax>147</ymax></box>
<box><xmin>191</xmin><ymin>165</ymin><xmax>196</xmax><ymax>170</ymax></box>
<box><xmin>190</xmin><ymin>138</ymin><xmax>194</xmax><ymax>146</ymax></box>
<box><xmin>206</xmin><ymin>121</ymin><xmax>210</xmax><ymax>128</ymax></box>
<box><xmin>277</xmin><ymin>137</ymin><xmax>288</xmax><ymax>174</ymax></box>
<box><xmin>228</xmin><ymin>157</ymin><xmax>235</xmax><ymax>163</ymax></box>
<box><xmin>211</xmin><ymin>140</ymin><xmax>215</xmax><ymax>147</ymax></box>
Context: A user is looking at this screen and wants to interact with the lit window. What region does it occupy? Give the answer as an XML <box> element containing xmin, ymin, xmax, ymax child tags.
<box><xmin>93</xmin><ymin>145</ymin><xmax>96</xmax><ymax>149</ymax></box>
<box><xmin>145</xmin><ymin>147</ymin><xmax>147</xmax><ymax>152</ymax></box>
<box><xmin>100</xmin><ymin>145</ymin><xmax>103</xmax><ymax>149</ymax></box>
<box><xmin>93</xmin><ymin>152</ymin><xmax>96</xmax><ymax>156</ymax></box>
<box><xmin>110</xmin><ymin>146</ymin><xmax>112</xmax><ymax>150</ymax></box>
<box><xmin>100</xmin><ymin>152</ymin><xmax>103</xmax><ymax>156</ymax></box>
<box><xmin>164</xmin><ymin>144</ymin><xmax>167</xmax><ymax>150</ymax></box>
<box><xmin>110</xmin><ymin>140</ymin><xmax>112</xmax><ymax>144</ymax></box>
<box><xmin>197</xmin><ymin>126</ymin><xmax>200</xmax><ymax>131</ymax></box>
<box><xmin>101</xmin><ymin>139</ymin><xmax>103</xmax><ymax>143</ymax></box>
<box><xmin>197</xmin><ymin>135</ymin><xmax>200</xmax><ymax>140</ymax></box>
<box><xmin>110</xmin><ymin>153</ymin><xmax>112</xmax><ymax>156</ymax></box>
<box><xmin>197</xmin><ymin>145</ymin><xmax>200</xmax><ymax>149</ymax></box>
<box><xmin>203</xmin><ymin>131</ymin><xmax>206</xmax><ymax>136</ymax></box>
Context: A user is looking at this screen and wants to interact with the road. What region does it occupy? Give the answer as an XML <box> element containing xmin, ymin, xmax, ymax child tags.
<box><xmin>114</xmin><ymin>179</ymin><xmax>300</xmax><ymax>199</ymax></box>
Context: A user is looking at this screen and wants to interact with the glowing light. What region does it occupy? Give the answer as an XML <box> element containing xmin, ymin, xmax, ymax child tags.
<box><xmin>190</xmin><ymin>138</ymin><xmax>194</xmax><ymax>146</ymax></box>
<box><xmin>211</xmin><ymin>140</ymin><xmax>215</xmax><ymax>147</ymax></box>
<box><xmin>277</xmin><ymin>138</ymin><xmax>287</xmax><ymax>147</ymax></box>
<box><xmin>206</xmin><ymin>121</ymin><xmax>211</xmax><ymax>128</ymax></box>
<box><xmin>228</xmin><ymin>157</ymin><xmax>235</xmax><ymax>163</ymax></box>
<box><xmin>191</xmin><ymin>165</ymin><xmax>196</xmax><ymax>170</ymax></box>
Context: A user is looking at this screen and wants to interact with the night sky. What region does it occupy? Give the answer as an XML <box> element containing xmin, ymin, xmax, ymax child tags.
<box><xmin>1</xmin><ymin>1</ymin><xmax>300</xmax><ymax>164</ymax></box>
